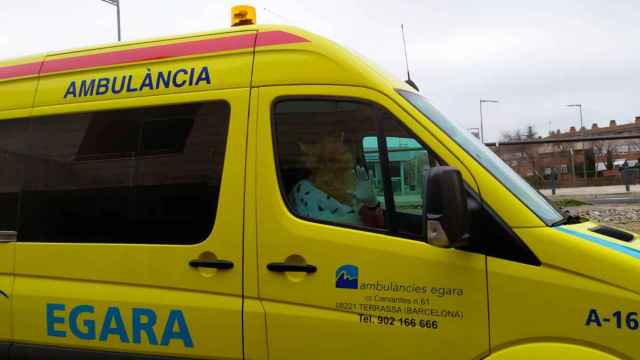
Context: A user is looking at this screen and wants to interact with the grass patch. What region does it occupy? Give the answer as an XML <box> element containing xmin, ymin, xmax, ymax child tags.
<box><xmin>554</xmin><ymin>198</ymin><xmax>592</xmax><ymax>208</ymax></box>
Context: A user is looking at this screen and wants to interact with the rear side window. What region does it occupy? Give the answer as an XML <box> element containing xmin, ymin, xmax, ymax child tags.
<box><xmin>12</xmin><ymin>101</ymin><xmax>230</xmax><ymax>244</ymax></box>
<box><xmin>0</xmin><ymin>119</ymin><xmax>28</xmax><ymax>233</ymax></box>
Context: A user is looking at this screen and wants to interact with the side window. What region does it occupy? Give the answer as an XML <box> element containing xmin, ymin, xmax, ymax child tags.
<box><xmin>273</xmin><ymin>98</ymin><xmax>439</xmax><ymax>238</ymax></box>
<box><xmin>0</xmin><ymin>118</ymin><xmax>28</xmax><ymax>233</ymax></box>
<box><xmin>381</xmin><ymin>112</ymin><xmax>439</xmax><ymax>237</ymax></box>
<box><xmin>381</xmin><ymin>113</ymin><xmax>435</xmax><ymax>217</ymax></box>
<box><xmin>19</xmin><ymin>101</ymin><xmax>230</xmax><ymax>244</ymax></box>
<box><xmin>274</xmin><ymin>100</ymin><xmax>386</xmax><ymax>230</ymax></box>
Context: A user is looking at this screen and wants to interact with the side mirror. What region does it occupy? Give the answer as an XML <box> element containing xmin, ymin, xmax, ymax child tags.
<box><xmin>422</xmin><ymin>166</ymin><xmax>471</xmax><ymax>248</ymax></box>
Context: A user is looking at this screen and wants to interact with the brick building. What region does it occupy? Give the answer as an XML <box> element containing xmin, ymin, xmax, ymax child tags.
<box><xmin>490</xmin><ymin>116</ymin><xmax>640</xmax><ymax>185</ymax></box>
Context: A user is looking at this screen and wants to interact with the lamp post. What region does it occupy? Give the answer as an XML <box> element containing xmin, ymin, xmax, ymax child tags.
<box><xmin>570</xmin><ymin>148</ymin><xmax>576</xmax><ymax>185</ymax></box>
<box><xmin>567</xmin><ymin>104</ymin><xmax>587</xmax><ymax>179</ymax></box>
<box><xmin>479</xmin><ymin>99</ymin><xmax>499</xmax><ymax>144</ymax></box>
<box><xmin>100</xmin><ymin>0</ymin><xmax>121</xmax><ymax>41</ymax></box>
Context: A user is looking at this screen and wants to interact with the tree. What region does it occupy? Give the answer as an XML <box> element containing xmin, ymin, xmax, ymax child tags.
<box><xmin>500</xmin><ymin>129</ymin><xmax>524</xmax><ymax>142</ymax></box>
<box><xmin>500</xmin><ymin>125</ymin><xmax>538</xmax><ymax>142</ymax></box>
<box><xmin>592</xmin><ymin>140</ymin><xmax>613</xmax><ymax>175</ymax></box>
<box><xmin>606</xmin><ymin>149</ymin><xmax>614</xmax><ymax>170</ymax></box>
<box><xmin>524</xmin><ymin>125</ymin><xmax>538</xmax><ymax>140</ymax></box>
<box><xmin>552</xmin><ymin>142</ymin><xmax>575</xmax><ymax>179</ymax></box>
<box><xmin>585</xmin><ymin>148</ymin><xmax>596</xmax><ymax>177</ymax></box>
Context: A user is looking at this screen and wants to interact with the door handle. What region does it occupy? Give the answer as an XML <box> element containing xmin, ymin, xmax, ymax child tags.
<box><xmin>189</xmin><ymin>259</ymin><xmax>234</xmax><ymax>270</ymax></box>
<box><xmin>267</xmin><ymin>262</ymin><xmax>317</xmax><ymax>273</ymax></box>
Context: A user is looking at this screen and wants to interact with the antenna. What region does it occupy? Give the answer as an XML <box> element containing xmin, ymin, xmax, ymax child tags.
<box><xmin>401</xmin><ymin>24</ymin><xmax>419</xmax><ymax>91</ymax></box>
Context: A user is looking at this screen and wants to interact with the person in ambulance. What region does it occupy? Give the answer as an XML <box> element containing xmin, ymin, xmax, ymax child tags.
<box><xmin>288</xmin><ymin>134</ymin><xmax>384</xmax><ymax>228</ymax></box>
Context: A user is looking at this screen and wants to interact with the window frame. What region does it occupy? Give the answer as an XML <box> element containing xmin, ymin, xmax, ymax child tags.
<box><xmin>271</xmin><ymin>95</ymin><xmax>541</xmax><ymax>265</ymax></box>
<box><xmin>270</xmin><ymin>95</ymin><xmax>440</xmax><ymax>241</ymax></box>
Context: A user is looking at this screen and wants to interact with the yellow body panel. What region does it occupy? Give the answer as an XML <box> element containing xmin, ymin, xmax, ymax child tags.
<box><xmin>0</xmin><ymin>77</ymin><xmax>39</xmax><ymax>114</ymax></box>
<box><xmin>487</xmin><ymin>224</ymin><xmax>640</xmax><ymax>359</ymax></box>
<box><xmin>242</xmin><ymin>87</ymin><xmax>268</xmax><ymax>360</ymax></box>
<box><xmin>0</xmin><ymin>243</ymin><xmax>14</xmax><ymax>343</ymax></box>
<box><xmin>0</xmin><ymin>55</ymin><xmax>44</xmax><ymax>116</ymax></box>
<box><xmin>486</xmin><ymin>342</ymin><xmax>622</xmax><ymax>360</ymax></box>
<box><xmin>14</xmin><ymin>277</ymin><xmax>240</xmax><ymax>358</ymax></box>
<box><xmin>0</xmin><ymin>22</ymin><xmax>638</xmax><ymax>360</ymax></box>
<box><xmin>11</xmin><ymin>88</ymin><xmax>249</xmax><ymax>358</ymax></box>
<box><xmin>255</xmin><ymin>85</ymin><xmax>490</xmax><ymax>360</ymax></box>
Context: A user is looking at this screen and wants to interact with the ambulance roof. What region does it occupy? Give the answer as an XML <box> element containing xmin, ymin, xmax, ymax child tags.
<box><xmin>0</xmin><ymin>25</ymin><xmax>414</xmax><ymax>118</ymax></box>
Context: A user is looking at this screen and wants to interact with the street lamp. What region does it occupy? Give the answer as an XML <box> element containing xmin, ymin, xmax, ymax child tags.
<box><xmin>479</xmin><ymin>99</ymin><xmax>499</xmax><ymax>143</ymax></box>
<box><xmin>567</xmin><ymin>104</ymin><xmax>587</xmax><ymax>179</ymax></box>
<box><xmin>100</xmin><ymin>0</ymin><xmax>121</xmax><ymax>41</ymax></box>
<box><xmin>567</xmin><ymin>104</ymin><xmax>583</xmax><ymax>130</ymax></box>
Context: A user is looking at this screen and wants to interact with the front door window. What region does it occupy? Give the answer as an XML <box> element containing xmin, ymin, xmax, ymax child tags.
<box><xmin>273</xmin><ymin>99</ymin><xmax>439</xmax><ymax>239</ymax></box>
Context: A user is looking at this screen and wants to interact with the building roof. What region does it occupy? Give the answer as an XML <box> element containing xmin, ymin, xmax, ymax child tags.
<box><xmin>548</xmin><ymin>118</ymin><xmax>640</xmax><ymax>138</ymax></box>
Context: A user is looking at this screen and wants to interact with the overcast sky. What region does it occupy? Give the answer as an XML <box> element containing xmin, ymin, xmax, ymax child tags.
<box><xmin>2</xmin><ymin>0</ymin><xmax>639</xmax><ymax>142</ymax></box>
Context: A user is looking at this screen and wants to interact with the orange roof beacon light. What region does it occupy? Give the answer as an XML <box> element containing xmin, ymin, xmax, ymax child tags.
<box><xmin>231</xmin><ymin>5</ymin><xmax>256</xmax><ymax>27</ymax></box>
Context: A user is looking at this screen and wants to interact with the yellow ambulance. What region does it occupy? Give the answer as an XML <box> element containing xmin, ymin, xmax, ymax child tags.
<box><xmin>0</xmin><ymin>5</ymin><xmax>637</xmax><ymax>360</ymax></box>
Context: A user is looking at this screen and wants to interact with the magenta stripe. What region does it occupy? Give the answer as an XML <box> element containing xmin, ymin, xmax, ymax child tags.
<box><xmin>41</xmin><ymin>33</ymin><xmax>257</xmax><ymax>74</ymax></box>
<box><xmin>0</xmin><ymin>61</ymin><xmax>42</xmax><ymax>80</ymax></box>
<box><xmin>0</xmin><ymin>30</ymin><xmax>308</xmax><ymax>81</ymax></box>
<box><xmin>256</xmin><ymin>31</ymin><xmax>310</xmax><ymax>46</ymax></box>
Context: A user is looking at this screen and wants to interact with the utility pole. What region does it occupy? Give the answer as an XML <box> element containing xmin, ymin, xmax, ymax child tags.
<box><xmin>100</xmin><ymin>0</ymin><xmax>121</xmax><ymax>41</ymax></box>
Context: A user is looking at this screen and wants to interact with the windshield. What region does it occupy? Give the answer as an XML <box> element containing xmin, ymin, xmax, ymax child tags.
<box><xmin>398</xmin><ymin>90</ymin><xmax>563</xmax><ymax>225</ymax></box>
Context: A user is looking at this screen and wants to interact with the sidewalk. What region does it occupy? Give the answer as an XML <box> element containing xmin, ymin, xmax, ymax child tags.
<box><xmin>540</xmin><ymin>184</ymin><xmax>640</xmax><ymax>197</ymax></box>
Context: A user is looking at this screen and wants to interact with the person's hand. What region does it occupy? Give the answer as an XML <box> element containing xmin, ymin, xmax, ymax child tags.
<box><xmin>352</xmin><ymin>166</ymin><xmax>378</xmax><ymax>207</ymax></box>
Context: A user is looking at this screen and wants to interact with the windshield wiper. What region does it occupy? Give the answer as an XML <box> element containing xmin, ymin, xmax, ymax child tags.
<box><xmin>551</xmin><ymin>210</ymin><xmax>584</xmax><ymax>227</ymax></box>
